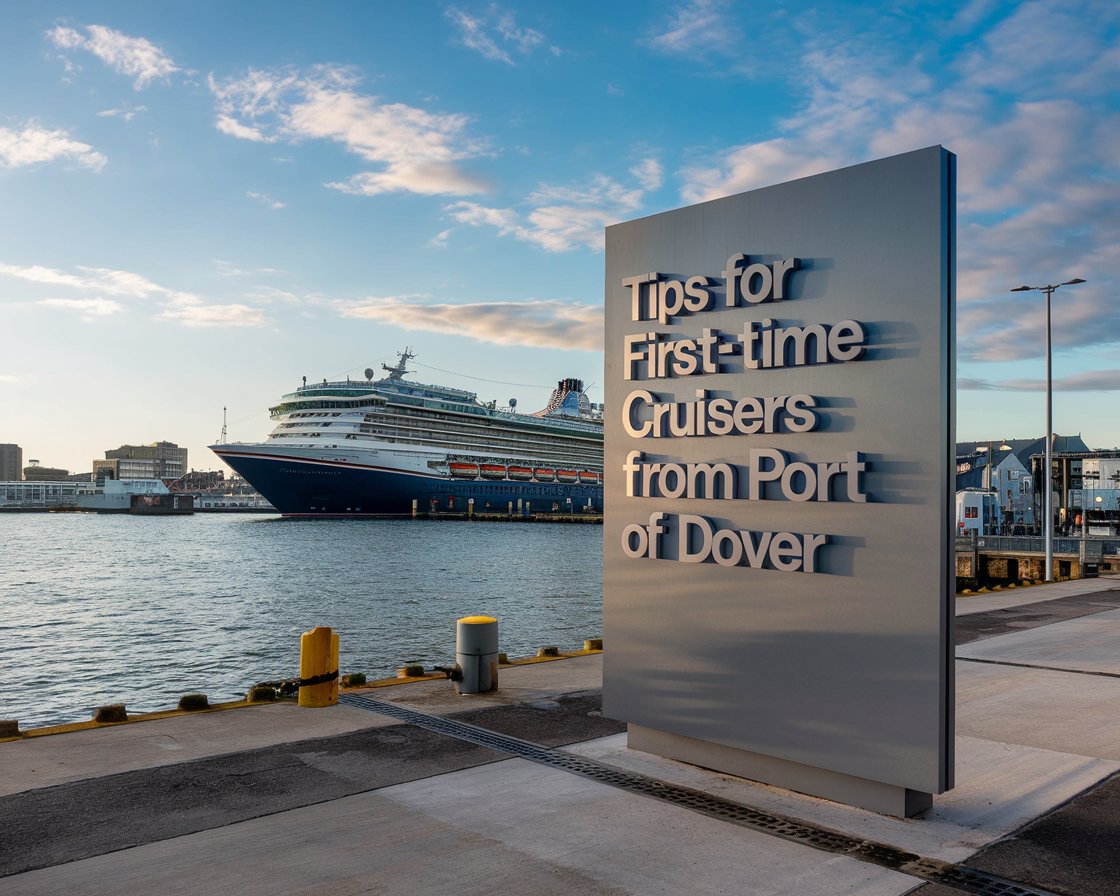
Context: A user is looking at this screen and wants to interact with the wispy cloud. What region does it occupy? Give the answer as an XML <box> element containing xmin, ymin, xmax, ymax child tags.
<box><xmin>0</xmin><ymin>260</ymin><xmax>269</xmax><ymax>327</ymax></box>
<box><xmin>427</xmin><ymin>228</ymin><xmax>454</xmax><ymax>249</ymax></box>
<box><xmin>680</xmin><ymin>138</ymin><xmax>835</xmax><ymax>204</ymax></box>
<box><xmin>0</xmin><ymin>262</ymin><xmax>158</xmax><ymax>295</ymax></box>
<box><xmin>209</xmin><ymin>65</ymin><xmax>488</xmax><ymax>196</ymax></box>
<box><xmin>0</xmin><ymin>123</ymin><xmax>106</xmax><ymax>171</ymax></box>
<box><xmin>445</xmin><ymin>6</ymin><xmax>550</xmax><ymax>65</ymax></box>
<box><xmin>213</xmin><ymin>259</ymin><xmax>285</xmax><ymax>278</ymax></box>
<box><xmin>246</xmin><ymin>191</ymin><xmax>285</xmax><ymax>210</ymax></box>
<box><xmin>446</xmin><ymin>161</ymin><xmax>659</xmax><ymax>252</ymax></box>
<box><xmin>649</xmin><ymin>0</ymin><xmax>741</xmax><ymax>57</ymax></box>
<box><xmin>47</xmin><ymin>24</ymin><xmax>179</xmax><ymax>89</ymax></box>
<box><xmin>96</xmin><ymin>104</ymin><xmax>146</xmax><ymax>122</ymax></box>
<box><xmin>961</xmin><ymin>369</ymin><xmax>1120</xmax><ymax>392</ymax></box>
<box><xmin>341</xmin><ymin>297</ymin><xmax>602</xmax><ymax>350</ymax></box>
<box><xmin>159</xmin><ymin>299</ymin><xmax>268</xmax><ymax>327</ymax></box>
<box><xmin>37</xmin><ymin>297</ymin><xmax>124</xmax><ymax>317</ymax></box>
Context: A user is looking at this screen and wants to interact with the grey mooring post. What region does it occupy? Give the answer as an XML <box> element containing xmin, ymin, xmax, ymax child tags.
<box><xmin>456</xmin><ymin>616</ymin><xmax>499</xmax><ymax>694</ymax></box>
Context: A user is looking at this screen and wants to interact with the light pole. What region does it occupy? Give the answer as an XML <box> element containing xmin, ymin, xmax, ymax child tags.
<box><xmin>1082</xmin><ymin>469</ymin><xmax>1100</xmax><ymax>537</ymax></box>
<box><xmin>1011</xmin><ymin>278</ymin><xmax>1086</xmax><ymax>580</ymax></box>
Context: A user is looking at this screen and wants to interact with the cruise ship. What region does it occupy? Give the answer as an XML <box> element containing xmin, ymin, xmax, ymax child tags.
<box><xmin>210</xmin><ymin>350</ymin><xmax>603</xmax><ymax>517</ymax></box>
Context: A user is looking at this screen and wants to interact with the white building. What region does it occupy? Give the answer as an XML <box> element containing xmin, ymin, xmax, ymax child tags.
<box><xmin>956</xmin><ymin>489</ymin><xmax>999</xmax><ymax>536</ymax></box>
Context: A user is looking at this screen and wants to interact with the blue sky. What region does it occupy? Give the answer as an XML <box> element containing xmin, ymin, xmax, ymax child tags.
<box><xmin>1</xmin><ymin>1</ymin><xmax>1117</xmax><ymax>474</ymax></box>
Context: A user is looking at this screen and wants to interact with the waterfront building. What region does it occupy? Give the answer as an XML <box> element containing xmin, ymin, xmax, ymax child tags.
<box><xmin>95</xmin><ymin>441</ymin><xmax>187</xmax><ymax>482</ymax></box>
<box><xmin>0</xmin><ymin>443</ymin><xmax>22</xmax><ymax>481</ymax></box>
<box><xmin>953</xmin><ymin>435</ymin><xmax>1120</xmax><ymax>535</ymax></box>
<box><xmin>23</xmin><ymin>462</ymin><xmax>69</xmax><ymax>481</ymax></box>
<box><xmin>956</xmin><ymin>489</ymin><xmax>999</xmax><ymax>536</ymax></box>
<box><xmin>0</xmin><ymin>479</ymin><xmax>98</xmax><ymax>508</ymax></box>
<box><xmin>1040</xmin><ymin>449</ymin><xmax>1120</xmax><ymax>535</ymax></box>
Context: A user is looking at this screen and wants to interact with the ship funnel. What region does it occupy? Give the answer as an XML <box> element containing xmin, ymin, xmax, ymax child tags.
<box><xmin>534</xmin><ymin>377</ymin><xmax>591</xmax><ymax>418</ymax></box>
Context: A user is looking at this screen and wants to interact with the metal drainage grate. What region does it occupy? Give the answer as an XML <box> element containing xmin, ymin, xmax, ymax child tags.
<box><xmin>341</xmin><ymin>693</ymin><xmax>1060</xmax><ymax>896</ymax></box>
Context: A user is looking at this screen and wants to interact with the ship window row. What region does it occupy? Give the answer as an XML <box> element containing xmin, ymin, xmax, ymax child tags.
<box><xmin>275</xmin><ymin>414</ymin><xmax>599</xmax><ymax>457</ymax></box>
<box><xmin>356</xmin><ymin>421</ymin><xmax>597</xmax><ymax>456</ymax></box>
<box><xmin>354</xmin><ymin>431</ymin><xmax>598</xmax><ymax>467</ymax></box>
<box><xmin>357</xmin><ymin>425</ymin><xmax>599</xmax><ymax>459</ymax></box>
<box><xmin>270</xmin><ymin>399</ymin><xmax>384</xmax><ymax>417</ymax></box>
<box><xmin>367</xmin><ymin>407</ymin><xmax>600</xmax><ymax>445</ymax></box>
<box><xmin>359</xmin><ymin>403</ymin><xmax>601</xmax><ymax>438</ymax></box>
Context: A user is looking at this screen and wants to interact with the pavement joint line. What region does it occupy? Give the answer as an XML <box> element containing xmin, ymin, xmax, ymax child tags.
<box><xmin>957</xmin><ymin>656</ymin><xmax>1120</xmax><ymax>679</ymax></box>
<box><xmin>341</xmin><ymin>693</ymin><xmax>1062</xmax><ymax>896</ymax></box>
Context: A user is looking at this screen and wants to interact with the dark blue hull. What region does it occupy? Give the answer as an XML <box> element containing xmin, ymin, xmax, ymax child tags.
<box><xmin>214</xmin><ymin>451</ymin><xmax>603</xmax><ymax>517</ymax></box>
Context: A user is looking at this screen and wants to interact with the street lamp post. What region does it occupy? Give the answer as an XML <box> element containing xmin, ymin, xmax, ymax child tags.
<box><xmin>1011</xmin><ymin>278</ymin><xmax>1086</xmax><ymax>581</ymax></box>
<box><xmin>1082</xmin><ymin>470</ymin><xmax>1100</xmax><ymax>537</ymax></box>
<box><xmin>976</xmin><ymin>440</ymin><xmax>1011</xmax><ymax>534</ymax></box>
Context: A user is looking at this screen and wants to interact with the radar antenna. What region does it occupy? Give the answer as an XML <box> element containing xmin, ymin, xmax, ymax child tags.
<box><xmin>364</xmin><ymin>367</ymin><xmax>375</xmax><ymax>382</ymax></box>
<box><xmin>381</xmin><ymin>346</ymin><xmax>416</xmax><ymax>381</ymax></box>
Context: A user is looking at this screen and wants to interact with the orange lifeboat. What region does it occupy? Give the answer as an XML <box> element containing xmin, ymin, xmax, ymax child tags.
<box><xmin>449</xmin><ymin>462</ymin><xmax>480</xmax><ymax>479</ymax></box>
<box><xmin>479</xmin><ymin>463</ymin><xmax>506</xmax><ymax>480</ymax></box>
<box><xmin>556</xmin><ymin>469</ymin><xmax>579</xmax><ymax>484</ymax></box>
<box><xmin>508</xmin><ymin>465</ymin><xmax>533</xmax><ymax>481</ymax></box>
<box><xmin>578</xmin><ymin>470</ymin><xmax>598</xmax><ymax>485</ymax></box>
<box><xmin>533</xmin><ymin>468</ymin><xmax>556</xmax><ymax>482</ymax></box>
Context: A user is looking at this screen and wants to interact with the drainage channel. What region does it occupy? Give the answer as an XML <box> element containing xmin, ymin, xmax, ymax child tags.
<box><xmin>341</xmin><ymin>693</ymin><xmax>1057</xmax><ymax>896</ymax></box>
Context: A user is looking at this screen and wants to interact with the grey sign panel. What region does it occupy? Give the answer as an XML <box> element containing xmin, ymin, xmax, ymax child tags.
<box><xmin>603</xmin><ymin>147</ymin><xmax>955</xmax><ymax>804</ymax></box>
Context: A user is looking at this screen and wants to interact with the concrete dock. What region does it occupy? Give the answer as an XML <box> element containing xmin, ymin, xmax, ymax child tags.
<box><xmin>2</xmin><ymin>580</ymin><xmax>1119</xmax><ymax>895</ymax></box>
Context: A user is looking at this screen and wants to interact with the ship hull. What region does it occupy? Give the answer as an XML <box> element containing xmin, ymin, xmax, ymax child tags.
<box><xmin>212</xmin><ymin>447</ymin><xmax>602</xmax><ymax>517</ymax></box>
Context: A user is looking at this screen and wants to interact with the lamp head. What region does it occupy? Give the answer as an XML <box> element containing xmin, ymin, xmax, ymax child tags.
<box><xmin>1062</xmin><ymin>277</ymin><xmax>1086</xmax><ymax>285</ymax></box>
<box><xmin>1010</xmin><ymin>285</ymin><xmax>1033</xmax><ymax>292</ymax></box>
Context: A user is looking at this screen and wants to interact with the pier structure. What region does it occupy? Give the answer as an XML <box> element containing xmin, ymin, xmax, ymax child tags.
<box><xmin>3</xmin><ymin>579</ymin><xmax>1120</xmax><ymax>895</ymax></box>
<box><xmin>956</xmin><ymin>532</ymin><xmax>1120</xmax><ymax>588</ymax></box>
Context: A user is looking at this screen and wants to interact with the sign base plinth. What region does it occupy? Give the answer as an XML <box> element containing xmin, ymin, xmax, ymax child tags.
<box><xmin>629</xmin><ymin>724</ymin><xmax>934</xmax><ymax>819</ymax></box>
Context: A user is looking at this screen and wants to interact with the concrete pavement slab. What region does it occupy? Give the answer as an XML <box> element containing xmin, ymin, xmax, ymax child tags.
<box><xmin>955</xmin><ymin>580</ymin><xmax>1119</xmax><ymax>615</ymax></box>
<box><xmin>957</xmin><ymin>660</ymin><xmax>1120</xmax><ymax>759</ymax></box>
<box><xmin>957</xmin><ymin>607</ymin><xmax>1120</xmax><ymax>675</ymax></box>
<box><xmin>0</xmin><ymin>692</ymin><xmax>623</xmax><ymax>879</ymax></box>
<box><xmin>0</xmin><ymin>724</ymin><xmax>504</xmax><ymax>878</ymax></box>
<box><xmin>0</xmin><ymin>701</ymin><xmax>391</xmax><ymax>797</ymax></box>
<box><xmin>1</xmin><ymin>758</ymin><xmax>918</xmax><ymax>896</ymax></box>
<box><xmin>956</xmin><ymin>591</ymin><xmax>1120</xmax><ymax>644</ymax></box>
<box><xmin>380</xmin><ymin>758</ymin><xmax>919</xmax><ymax>896</ymax></box>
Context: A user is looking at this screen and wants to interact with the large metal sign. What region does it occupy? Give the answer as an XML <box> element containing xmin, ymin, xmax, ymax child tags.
<box><xmin>603</xmin><ymin>147</ymin><xmax>955</xmax><ymax>817</ymax></box>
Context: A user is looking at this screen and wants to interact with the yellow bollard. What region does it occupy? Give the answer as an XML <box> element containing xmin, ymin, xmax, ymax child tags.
<box><xmin>298</xmin><ymin>626</ymin><xmax>339</xmax><ymax>707</ymax></box>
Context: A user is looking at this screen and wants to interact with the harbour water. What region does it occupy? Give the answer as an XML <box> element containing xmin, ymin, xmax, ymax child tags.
<box><xmin>0</xmin><ymin>513</ymin><xmax>603</xmax><ymax>729</ymax></box>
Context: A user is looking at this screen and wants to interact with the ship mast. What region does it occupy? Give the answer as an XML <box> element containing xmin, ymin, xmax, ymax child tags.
<box><xmin>381</xmin><ymin>347</ymin><xmax>416</xmax><ymax>381</ymax></box>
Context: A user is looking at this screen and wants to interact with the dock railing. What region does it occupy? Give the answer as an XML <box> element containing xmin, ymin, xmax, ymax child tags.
<box><xmin>959</xmin><ymin>533</ymin><xmax>1120</xmax><ymax>556</ymax></box>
